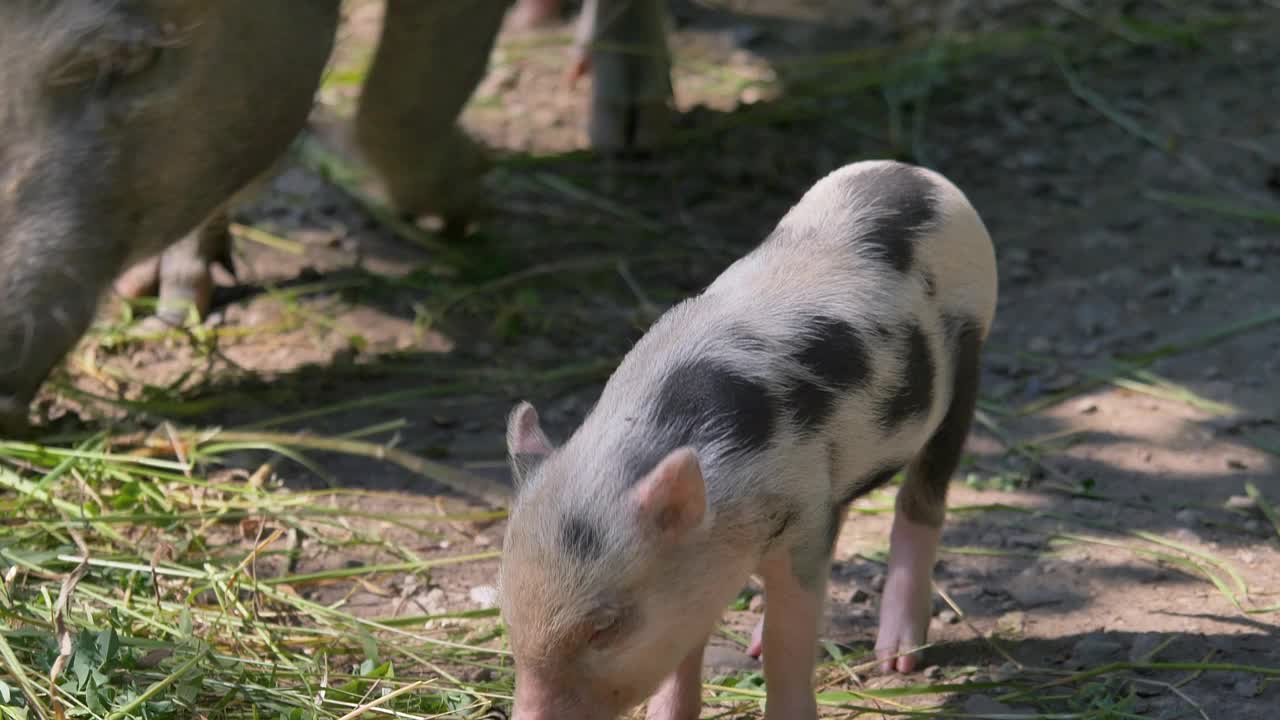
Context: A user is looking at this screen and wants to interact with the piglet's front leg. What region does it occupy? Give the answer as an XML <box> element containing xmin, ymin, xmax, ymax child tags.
<box><xmin>756</xmin><ymin>551</ymin><xmax>822</xmax><ymax>720</ymax></box>
<box><xmin>644</xmin><ymin>641</ymin><xmax>705</xmax><ymax>720</ymax></box>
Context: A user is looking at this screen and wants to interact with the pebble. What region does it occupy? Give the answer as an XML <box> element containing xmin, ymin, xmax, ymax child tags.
<box><xmin>469</xmin><ymin>585</ymin><xmax>499</xmax><ymax>609</ymax></box>
<box><xmin>1174</xmin><ymin>508</ymin><xmax>1202</xmax><ymax>526</ymax></box>
<box><xmin>923</xmin><ymin>665</ymin><xmax>944</xmax><ymax>680</ymax></box>
<box><xmin>937</xmin><ymin>609</ymin><xmax>960</xmax><ymax>625</ymax></box>
<box><xmin>749</xmin><ymin>593</ymin><xmax>766</xmax><ymax>613</ymax></box>
<box><xmin>991</xmin><ymin>661</ymin><xmax>1020</xmax><ymax>682</ymax></box>
<box><xmin>1128</xmin><ymin>632</ymin><xmax>1165</xmax><ymax>662</ymax></box>
<box><xmin>1225</xmin><ymin>494</ymin><xmax>1258</xmax><ymax>511</ymax></box>
<box><xmin>849</xmin><ymin>587</ymin><xmax>870</xmax><ymax>604</ymax></box>
<box><xmin>423</xmin><ymin>587</ymin><xmax>448</xmax><ymax>615</ymax></box>
<box><xmin>1028</xmin><ymin>336</ymin><xmax>1053</xmax><ymax>354</ymax></box>
<box><xmin>870</xmin><ymin>572</ymin><xmax>886</xmax><ymax>593</ymax></box>
<box><xmin>1007</xmin><ymin>575</ymin><xmax>1068</xmax><ymax>609</ymax></box>
<box><xmin>1233</xmin><ymin>676</ymin><xmax>1260</xmax><ymax>698</ymax></box>
<box><xmin>1068</xmin><ymin>635</ymin><xmax>1124</xmax><ymax>668</ymax></box>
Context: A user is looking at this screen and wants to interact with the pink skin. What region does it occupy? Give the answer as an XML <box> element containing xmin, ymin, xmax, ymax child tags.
<box><xmin>507</xmin><ymin>0</ymin><xmax>562</xmax><ymax>29</ymax></box>
<box><xmin>645</xmin><ymin>642</ymin><xmax>707</xmax><ymax>720</ymax></box>
<box><xmin>874</xmin><ymin>511</ymin><xmax>940</xmax><ymax>673</ymax></box>
<box><xmin>747</xmin><ymin>506</ymin><xmax>940</xmax><ymax>676</ymax></box>
<box><xmin>755</xmin><ymin>550</ymin><xmax>822</xmax><ymax>720</ymax></box>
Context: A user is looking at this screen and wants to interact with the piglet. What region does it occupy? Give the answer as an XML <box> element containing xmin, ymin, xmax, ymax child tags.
<box><xmin>498</xmin><ymin>159</ymin><xmax>998</xmax><ymax>720</ymax></box>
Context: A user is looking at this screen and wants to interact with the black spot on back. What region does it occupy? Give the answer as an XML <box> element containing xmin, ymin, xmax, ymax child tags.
<box><xmin>644</xmin><ymin>360</ymin><xmax>775</xmax><ymax>473</ymax></box>
<box><xmin>787</xmin><ymin>316</ymin><xmax>872</xmax><ymax>433</ymax></box>
<box><xmin>845</xmin><ymin>163</ymin><xmax>939</xmax><ymax>273</ymax></box>
<box><xmin>561</xmin><ymin>514</ymin><xmax>604</xmax><ymax>562</ymax></box>
<box><xmin>877</xmin><ymin>323</ymin><xmax>935</xmax><ymax>430</ymax></box>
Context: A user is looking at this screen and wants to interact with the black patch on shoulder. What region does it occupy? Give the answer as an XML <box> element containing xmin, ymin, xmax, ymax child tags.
<box><xmin>646</xmin><ymin>360</ymin><xmax>775</xmax><ymax>468</ymax></box>
<box><xmin>560</xmin><ymin>514</ymin><xmax>604</xmax><ymax>562</ymax></box>
<box><xmin>846</xmin><ymin>163</ymin><xmax>939</xmax><ymax>273</ymax></box>
<box><xmin>787</xmin><ymin>316</ymin><xmax>872</xmax><ymax>433</ymax></box>
<box><xmin>877</xmin><ymin>323</ymin><xmax>935</xmax><ymax>430</ymax></box>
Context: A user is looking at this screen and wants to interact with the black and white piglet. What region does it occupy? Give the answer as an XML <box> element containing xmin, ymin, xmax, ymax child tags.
<box><xmin>498</xmin><ymin>159</ymin><xmax>998</xmax><ymax>720</ymax></box>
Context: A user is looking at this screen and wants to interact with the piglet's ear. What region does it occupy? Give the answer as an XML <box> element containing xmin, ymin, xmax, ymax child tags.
<box><xmin>629</xmin><ymin>447</ymin><xmax>706</xmax><ymax>539</ymax></box>
<box><xmin>507</xmin><ymin>401</ymin><xmax>553</xmax><ymax>489</ymax></box>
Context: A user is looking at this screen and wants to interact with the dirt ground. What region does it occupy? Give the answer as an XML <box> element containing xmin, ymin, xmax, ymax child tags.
<box><xmin>38</xmin><ymin>0</ymin><xmax>1280</xmax><ymax>717</ymax></box>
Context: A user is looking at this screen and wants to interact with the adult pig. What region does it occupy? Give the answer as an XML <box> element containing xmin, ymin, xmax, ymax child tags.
<box><xmin>0</xmin><ymin>0</ymin><xmax>512</xmax><ymax>436</ymax></box>
<box><xmin>498</xmin><ymin>159</ymin><xmax>998</xmax><ymax>719</ymax></box>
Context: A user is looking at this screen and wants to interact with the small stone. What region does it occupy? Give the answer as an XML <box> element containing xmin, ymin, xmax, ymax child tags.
<box><xmin>1175</xmin><ymin>509</ymin><xmax>1202</xmax><ymax>526</ymax></box>
<box><xmin>469</xmin><ymin>584</ymin><xmax>499</xmax><ymax>609</ymax></box>
<box><xmin>923</xmin><ymin>665</ymin><xmax>944</xmax><ymax>680</ymax></box>
<box><xmin>1233</xmin><ymin>676</ymin><xmax>1260</xmax><ymax>697</ymax></box>
<box><xmin>849</xmin><ymin>587</ymin><xmax>871</xmax><ymax>604</ymax></box>
<box><xmin>1226</xmin><ymin>495</ymin><xmax>1258</xmax><ymax>511</ymax></box>
<box><xmin>937</xmin><ymin>609</ymin><xmax>960</xmax><ymax>624</ymax></box>
<box><xmin>749</xmin><ymin>593</ymin><xmax>766</xmax><ymax>613</ymax></box>
<box><xmin>431</xmin><ymin>415</ymin><xmax>457</xmax><ymax>428</ymax></box>
<box><xmin>1007</xmin><ymin>575</ymin><xmax>1067</xmax><ymax>609</ymax></box>
<box><xmin>991</xmin><ymin>661</ymin><xmax>1020</xmax><ymax>682</ymax></box>
<box><xmin>870</xmin><ymin>572</ymin><xmax>886</xmax><ymax>593</ymax></box>
<box><xmin>423</xmin><ymin>587</ymin><xmax>448</xmax><ymax>615</ymax></box>
<box><xmin>1128</xmin><ymin>632</ymin><xmax>1164</xmax><ymax>662</ymax></box>
<box><xmin>1069</xmin><ymin>635</ymin><xmax>1124</xmax><ymax>668</ymax></box>
<box><xmin>1075</xmin><ymin>399</ymin><xmax>1099</xmax><ymax>414</ymax></box>
<box><xmin>994</xmin><ymin>611</ymin><xmax>1025</xmax><ymax>638</ymax></box>
<box><xmin>1028</xmin><ymin>336</ymin><xmax>1053</xmax><ymax>354</ymax></box>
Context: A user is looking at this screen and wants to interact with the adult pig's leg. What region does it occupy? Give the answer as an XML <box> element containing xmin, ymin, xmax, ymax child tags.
<box><xmin>355</xmin><ymin>0</ymin><xmax>512</xmax><ymax>226</ymax></box>
<box><xmin>573</xmin><ymin>0</ymin><xmax>673</xmax><ymax>151</ymax></box>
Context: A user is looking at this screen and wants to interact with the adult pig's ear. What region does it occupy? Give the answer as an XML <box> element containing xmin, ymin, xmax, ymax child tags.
<box><xmin>629</xmin><ymin>447</ymin><xmax>707</xmax><ymax>540</ymax></box>
<box><xmin>506</xmin><ymin>401</ymin><xmax>553</xmax><ymax>489</ymax></box>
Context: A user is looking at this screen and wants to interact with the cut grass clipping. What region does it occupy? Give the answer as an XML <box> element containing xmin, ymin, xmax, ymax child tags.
<box><xmin>4</xmin><ymin>432</ymin><xmax>1279</xmax><ymax>719</ymax></box>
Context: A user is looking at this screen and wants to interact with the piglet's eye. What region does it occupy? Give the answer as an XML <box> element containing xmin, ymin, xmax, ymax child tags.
<box><xmin>586</xmin><ymin>608</ymin><xmax>626</xmax><ymax>648</ymax></box>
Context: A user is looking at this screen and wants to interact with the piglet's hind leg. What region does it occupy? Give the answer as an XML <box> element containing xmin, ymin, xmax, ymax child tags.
<box><xmin>876</xmin><ymin>323</ymin><xmax>984</xmax><ymax>673</ymax></box>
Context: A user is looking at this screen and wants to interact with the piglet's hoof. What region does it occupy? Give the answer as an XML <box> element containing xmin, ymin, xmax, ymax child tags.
<box><xmin>114</xmin><ymin>256</ymin><xmax>162</xmax><ymax>300</ymax></box>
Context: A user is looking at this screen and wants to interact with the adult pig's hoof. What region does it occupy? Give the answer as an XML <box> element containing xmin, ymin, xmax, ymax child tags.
<box><xmin>588</xmin><ymin>96</ymin><xmax>673</xmax><ymax>153</ymax></box>
<box><xmin>0</xmin><ymin>397</ymin><xmax>31</xmax><ymax>439</ymax></box>
<box><xmin>381</xmin><ymin>132</ymin><xmax>494</xmax><ymax>228</ymax></box>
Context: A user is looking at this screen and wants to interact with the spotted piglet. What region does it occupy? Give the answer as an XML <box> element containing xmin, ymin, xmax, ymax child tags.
<box><xmin>498</xmin><ymin>159</ymin><xmax>998</xmax><ymax>720</ymax></box>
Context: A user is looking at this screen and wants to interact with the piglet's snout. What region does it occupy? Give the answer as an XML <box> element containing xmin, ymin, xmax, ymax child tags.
<box><xmin>512</xmin><ymin>673</ymin><xmax>614</xmax><ymax>720</ymax></box>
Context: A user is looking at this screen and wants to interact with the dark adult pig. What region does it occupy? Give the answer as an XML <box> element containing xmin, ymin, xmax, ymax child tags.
<box><xmin>0</xmin><ymin>0</ymin><xmax>512</xmax><ymax>435</ymax></box>
<box><xmin>498</xmin><ymin>159</ymin><xmax>998</xmax><ymax>719</ymax></box>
